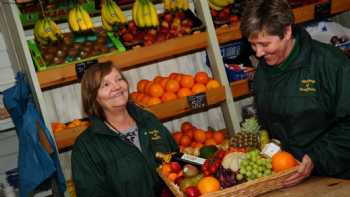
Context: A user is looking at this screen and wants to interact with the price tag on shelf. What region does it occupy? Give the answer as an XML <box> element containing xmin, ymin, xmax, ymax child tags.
<box><xmin>315</xmin><ymin>1</ymin><xmax>331</xmax><ymax>20</ymax></box>
<box><xmin>75</xmin><ymin>59</ymin><xmax>98</xmax><ymax>80</ymax></box>
<box><xmin>187</xmin><ymin>92</ymin><xmax>207</xmax><ymax>110</ymax></box>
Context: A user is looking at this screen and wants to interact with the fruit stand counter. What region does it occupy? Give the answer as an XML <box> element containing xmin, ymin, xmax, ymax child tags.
<box><xmin>260</xmin><ymin>177</ymin><xmax>350</xmax><ymax>197</ymax></box>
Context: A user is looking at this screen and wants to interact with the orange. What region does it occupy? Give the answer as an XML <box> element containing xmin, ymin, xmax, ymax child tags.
<box><xmin>180</xmin><ymin>135</ymin><xmax>192</xmax><ymax>147</ymax></box>
<box><xmin>130</xmin><ymin>92</ymin><xmax>139</xmax><ymax>101</ymax></box>
<box><xmin>194</xmin><ymin>129</ymin><xmax>207</xmax><ymax>143</ymax></box>
<box><xmin>169</xmin><ymin>72</ymin><xmax>180</xmax><ymax>80</ymax></box>
<box><xmin>191</xmin><ymin>141</ymin><xmax>198</xmax><ymax>148</ymax></box>
<box><xmin>181</xmin><ymin>122</ymin><xmax>193</xmax><ymax>132</ymax></box>
<box><xmin>134</xmin><ymin>93</ymin><xmax>145</xmax><ymax>104</ymax></box>
<box><xmin>144</xmin><ymin>82</ymin><xmax>154</xmax><ymax>95</ymax></box>
<box><xmin>161</xmin><ymin>163</ymin><xmax>172</xmax><ymax>177</ymax></box>
<box><xmin>213</xmin><ymin>131</ymin><xmax>225</xmax><ymax>145</ymax></box>
<box><xmin>174</xmin><ymin>74</ymin><xmax>183</xmax><ymax>83</ymax></box>
<box><xmin>51</xmin><ymin>122</ymin><xmax>65</xmax><ymax>133</ymax></box>
<box><xmin>206</xmin><ymin>79</ymin><xmax>220</xmax><ymax>90</ymax></box>
<box><xmin>148</xmin><ymin>83</ymin><xmax>164</xmax><ymax>98</ymax></box>
<box><xmin>204</xmin><ymin>138</ymin><xmax>217</xmax><ymax>146</ymax></box>
<box><xmin>172</xmin><ymin>131</ymin><xmax>183</xmax><ymax>144</ymax></box>
<box><xmin>177</xmin><ymin>88</ymin><xmax>192</xmax><ymax>98</ymax></box>
<box><xmin>159</xmin><ymin>77</ymin><xmax>169</xmax><ymax>89</ymax></box>
<box><xmin>272</xmin><ymin>151</ymin><xmax>297</xmax><ymax>172</ymax></box>
<box><xmin>205</xmin><ymin>130</ymin><xmax>214</xmax><ymax>139</ymax></box>
<box><xmin>165</xmin><ymin>79</ymin><xmax>180</xmax><ymax>93</ymax></box>
<box><xmin>140</xmin><ymin>95</ymin><xmax>151</xmax><ymax>106</ymax></box>
<box><xmin>161</xmin><ymin>91</ymin><xmax>177</xmax><ymax>102</ymax></box>
<box><xmin>180</xmin><ymin>75</ymin><xmax>194</xmax><ymax>88</ymax></box>
<box><xmin>194</xmin><ymin>71</ymin><xmax>209</xmax><ymax>84</ymax></box>
<box><xmin>197</xmin><ymin>176</ymin><xmax>220</xmax><ymax>194</ymax></box>
<box><xmin>153</xmin><ymin>76</ymin><xmax>164</xmax><ymax>84</ymax></box>
<box><xmin>148</xmin><ymin>97</ymin><xmax>162</xmax><ymax>106</ymax></box>
<box><xmin>191</xmin><ymin>83</ymin><xmax>207</xmax><ymax>94</ymax></box>
<box><xmin>137</xmin><ymin>79</ymin><xmax>150</xmax><ymax>93</ymax></box>
<box><xmin>168</xmin><ymin>173</ymin><xmax>178</xmax><ymax>182</ymax></box>
<box><xmin>183</xmin><ymin>129</ymin><xmax>194</xmax><ymax>140</ymax></box>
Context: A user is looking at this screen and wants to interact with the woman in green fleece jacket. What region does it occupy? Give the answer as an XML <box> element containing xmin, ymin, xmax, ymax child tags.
<box><xmin>240</xmin><ymin>0</ymin><xmax>350</xmax><ymax>187</ymax></box>
<box><xmin>71</xmin><ymin>61</ymin><xmax>178</xmax><ymax>196</ymax></box>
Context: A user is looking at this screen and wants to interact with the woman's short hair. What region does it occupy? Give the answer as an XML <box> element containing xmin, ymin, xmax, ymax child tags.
<box><xmin>240</xmin><ymin>0</ymin><xmax>294</xmax><ymax>39</ymax></box>
<box><xmin>81</xmin><ymin>61</ymin><xmax>127</xmax><ymax>119</ymax></box>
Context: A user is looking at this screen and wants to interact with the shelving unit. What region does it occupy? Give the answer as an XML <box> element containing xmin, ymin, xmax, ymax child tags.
<box><xmin>1</xmin><ymin>0</ymin><xmax>350</xmax><ymax>153</ymax></box>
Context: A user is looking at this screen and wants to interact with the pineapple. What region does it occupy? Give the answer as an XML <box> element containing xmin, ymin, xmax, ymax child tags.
<box><xmin>230</xmin><ymin>117</ymin><xmax>260</xmax><ymax>148</ymax></box>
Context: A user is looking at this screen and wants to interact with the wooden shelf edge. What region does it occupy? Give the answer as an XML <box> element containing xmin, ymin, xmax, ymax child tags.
<box><xmin>144</xmin><ymin>86</ymin><xmax>226</xmax><ymax>120</ymax></box>
<box><xmin>37</xmin><ymin>32</ymin><xmax>208</xmax><ymax>89</ymax></box>
<box><xmin>231</xmin><ymin>79</ymin><xmax>251</xmax><ymax>98</ymax></box>
<box><xmin>331</xmin><ymin>0</ymin><xmax>350</xmax><ymax>14</ymax></box>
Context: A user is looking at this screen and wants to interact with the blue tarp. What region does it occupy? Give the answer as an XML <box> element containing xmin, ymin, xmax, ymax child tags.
<box><xmin>3</xmin><ymin>72</ymin><xmax>66</xmax><ymax>197</ymax></box>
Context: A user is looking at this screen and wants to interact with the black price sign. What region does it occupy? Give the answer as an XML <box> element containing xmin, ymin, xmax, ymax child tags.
<box><xmin>75</xmin><ymin>59</ymin><xmax>98</xmax><ymax>80</ymax></box>
<box><xmin>315</xmin><ymin>1</ymin><xmax>331</xmax><ymax>20</ymax></box>
<box><xmin>187</xmin><ymin>93</ymin><xmax>208</xmax><ymax>110</ymax></box>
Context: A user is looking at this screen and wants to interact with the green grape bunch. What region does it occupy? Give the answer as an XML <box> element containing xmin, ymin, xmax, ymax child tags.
<box><xmin>239</xmin><ymin>149</ymin><xmax>272</xmax><ymax>181</ymax></box>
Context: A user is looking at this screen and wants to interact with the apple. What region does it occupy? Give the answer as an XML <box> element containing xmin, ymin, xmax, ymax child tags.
<box><xmin>170</xmin><ymin>162</ymin><xmax>181</xmax><ymax>173</ymax></box>
<box><xmin>128</xmin><ymin>21</ymin><xmax>137</xmax><ymax>32</ymax></box>
<box><xmin>119</xmin><ymin>27</ymin><xmax>128</xmax><ymax>35</ymax></box>
<box><xmin>211</xmin><ymin>9</ymin><xmax>218</xmax><ymax>17</ymax></box>
<box><xmin>163</xmin><ymin>13</ymin><xmax>173</xmax><ymax>23</ymax></box>
<box><xmin>175</xmin><ymin>11</ymin><xmax>186</xmax><ymax>20</ymax></box>
<box><xmin>184</xmin><ymin>186</ymin><xmax>201</xmax><ymax>197</ymax></box>
<box><xmin>147</xmin><ymin>29</ymin><xmax>157</xmax><ymax>36</ymax></box>
<box><xmin>122</xmin><ymin>33</ymin><xmax>134</xmax><ymax>42</ymax></box>
<box><xmin>159</xmin><ymin>27</ymin><xmax>170</xmax><ymax>34</ymax></box>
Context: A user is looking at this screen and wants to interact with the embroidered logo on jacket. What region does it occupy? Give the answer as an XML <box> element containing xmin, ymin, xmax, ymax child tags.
<box><xmin>299</xmin><ymin>79</ymin><xmax>316</xmax><ymax>92</ymax></box>
<box><xmin>149</xmin><ymin>130</ymin><xmax>161</xmax><ymax>140</ymax></box>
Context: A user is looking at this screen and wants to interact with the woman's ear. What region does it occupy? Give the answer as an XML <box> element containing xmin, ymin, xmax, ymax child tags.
<box><xmin>284</xmin><ymin>25</ymin><xmax>293</xmax><ymax>40</ymax></box>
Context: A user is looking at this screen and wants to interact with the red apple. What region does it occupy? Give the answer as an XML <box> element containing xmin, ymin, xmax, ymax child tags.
<box><xmin>170</xmin><ymin>162</ymin><xmax>181</xmax><ymax>173</ymax></box>
<box><xmin>122</xmin><ymin>33</ymin><xmax>134</xmax><ymax>42</ymax></box>
<box><xmin>211</xmin><ymin>9</ymin><xmax>218</xmax><ymax>17</ymax></box>
<box><xmin>119</xmin><ymin>27</ymin><xmax>128</xmax><ymax>35</ymax></box>
<box><xmin>184</xmin><ymin>186</ymin><xmax>201</xmax><ymax>197</ymax></box>
<box><xmin>175</xmin><ymin>11</ymin><xmax>186</xmax><ymax>20</ymax></box>
<box><xmin>163</xmin><ymin>13</ymin><xmax>173</xmax><ymax>23</ymax></box>
<box><xmin>128</xmin><ymin>21</ymin><xmax>137</xmax><ymax>32</ymax></box>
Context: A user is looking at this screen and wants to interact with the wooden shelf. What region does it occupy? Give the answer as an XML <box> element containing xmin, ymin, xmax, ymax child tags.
<box><xmin>231</xmin><ymin>79</ymin><xmax>251</xmax><ymax>98</ymax></box>
<box><xmin>54</xmin><ymin>124</ymin><xmax>89</xmax><ymax>151</ymax></box>
<box><xmin>37</xmin><ymin>32</ymin><xmax>208</xmax><ymax>89</ymax></box>
<box><xmin>216</xmin><ymin>0</ymin><xmax>350</xmax><ymax>45</ymax></box>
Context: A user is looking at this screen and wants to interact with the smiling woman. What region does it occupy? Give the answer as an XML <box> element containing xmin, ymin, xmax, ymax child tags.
<box><xmin>72</xmin><ymin>61</ymin><xmax>178</xmax><ymax>197</ymax></box>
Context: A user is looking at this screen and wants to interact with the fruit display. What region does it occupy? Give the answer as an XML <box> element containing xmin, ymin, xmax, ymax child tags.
<box><xmin>118</xmin><ymin>10</ymin><xmax>201</xmax><ymax>47</ymax></box>
<box><xmin>33</xmin><ymin>18</ymin><xmax>63</xmax><ymax>45</ymax></box>
<box><xmin>68</xmin><ymin>5</ymin><xmax>94</xmax><ymax>33</ymax></box>
<box><xmin>164</xmin><ymin>0</ymin><xmax>190</xmax><ymax>11</ymax></box>
<box><xmin>209</xmin><ymin>0</ymin><xmax>241</xmax><ymax>26</ymax></box>
<box><xmin>101</xmin><ymin>0</ymin><xmax>128</xmax><ymax>31</ymax></box>
<box><xmin>130</xmin><ymin>72</ymin><xmax>221</xmax><ymax>107</ymax></box>
<box><xmin>132</xmin><ymin>0</ymin><xmax>159</xmax><ymax>28</ymax></box>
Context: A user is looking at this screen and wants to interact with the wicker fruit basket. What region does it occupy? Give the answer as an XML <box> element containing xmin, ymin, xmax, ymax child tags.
<box><xmin>158</xmin><ymin>165</ymin><xmax>298</xmax><ymax>197</ymax></box>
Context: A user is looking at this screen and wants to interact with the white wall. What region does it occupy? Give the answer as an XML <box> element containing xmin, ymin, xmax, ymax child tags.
<box><xmin>0</xmin><ymin>31</ymin><xmax>18</xmax><ymax>182</ymax></box>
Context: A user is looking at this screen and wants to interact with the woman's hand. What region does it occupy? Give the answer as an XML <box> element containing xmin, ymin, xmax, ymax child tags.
<box><xmin>282</xmin><ymin>154</ymin><xmax>314</xmax><ymax>187</ymax></box>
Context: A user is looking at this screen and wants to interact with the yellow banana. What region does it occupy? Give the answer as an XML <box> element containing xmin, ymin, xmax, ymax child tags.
<box><xmin>136</xmin><ymin>0</ymin><xmax>145</xmax><ymax>27</ymax></box>
<box><xmin>182</xmin><ymin>0</ymin><xmax>189</xmax><ymax>10</ymax></box>
<box><xmin>48</xmin><ymin>18</ymin><xmax>62</xmax><ymax>38</ymax></box>
<box><xmin>143</xmin><ymin>0</ymin><xmax>152</xmax><ymax>27</ymax></box>
<box><xmin>208</xmin><ymin>1</ymin><xmax>224</xmax><ymax>11</ymax></box>
<box><xmin>209</xmin><ymin>0</ymin><xmax>229</xmax><ymax>8</ymax></box>
<box><xmin>148</xmin><ymin>1</ymin><xmax>159</xmax><ymax>27</ymax></box>
<box><xmin>102</xmin><ymin>2</ymin><xmax>116</xmax><ymax>25</ymax></box>
<box><xmin>79</xmin><ymin>6</ymin><xmax>94</xmax><ymax>30</ymax></box>
<box><xmin>43</xmin><ymin>19</ymin><xmax>57</xmax><ymax>43</ymax></box>
<box><xmin>75</xmin><ymin>7</ymin><xmax>88</xmax><ymax>31</ymax></box>
<box><xmin>170</xmin><ymin>0</ymin><xmax>176</xmax><ymax>10</ymax></box>
<box><xmin>68</xmin><ymin>8</ymin><xmax>80</xmax><ymax>32</ymax></box>
<box><xmin>34</xmin><ymin>20</ymin><xmax>48</xmax><ymax>45</ymax></box>
<box><xmin>109</xmin><ymin>0</ymin><xmax>127</xmax><ymax>24</ymax></box>
<box><xmin>132</xmin><ymin>0</ymin><xmax>139</xmax><ymax>23</ymax></box>
<box><xmin>164</xmin><ymin>0</ymin><xmax>171</xmax><ymax>11</ymax></box>
<box><xmin>102</xmin><ymin>16</ymin><xmax>113</xmax><ymax>31</ymax></box>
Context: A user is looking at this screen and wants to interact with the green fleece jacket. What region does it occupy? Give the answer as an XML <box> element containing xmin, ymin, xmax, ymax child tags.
<box><xmin>71</xmin><ymin>102</ymin><xmax>178</xmax><ymax>197</ymax></box>
<box><xmin>254</xmin><ymin>26</ymin><xmax>350</xmax><ymax>178</ymax></box>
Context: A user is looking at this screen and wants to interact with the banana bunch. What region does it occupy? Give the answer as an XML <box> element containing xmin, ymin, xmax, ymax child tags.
<box><xmin>209</xmin><ymin>0</ymin><xmax>234</xmax><ymax>11</ymax></box>
<box><xmin>164</xmin><ymin>0</ymin><xmax>189</xmax><ymax>11</ymax></box>
<box><xmin>101</xmin><ymin>0</ymin><xmax>127</xmax><ymax>31</ymax></box>
<box><xmin>68</xmin><ymin>5</ymin><xmax>94</xmax><ymax>33</ymax></box>
<box><xmin>132</xmin><ymin>0</ymin><xmax>159</xmax><ymax>28</ymax></box>
<box><xmin>34</xmin><ymin>18</ymin><xmax>63</xmax><ymax>45</ymax></box>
